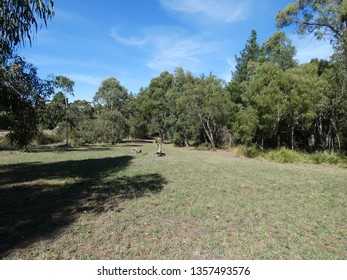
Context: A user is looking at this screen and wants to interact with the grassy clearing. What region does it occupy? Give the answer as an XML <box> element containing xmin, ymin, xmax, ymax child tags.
<box><xmin>0</xmin><ymin>142</ymin><xmax>346</xmax><ymax>259</ymax></box>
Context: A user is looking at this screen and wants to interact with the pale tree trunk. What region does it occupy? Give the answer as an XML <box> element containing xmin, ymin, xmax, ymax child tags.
<box><xmin>64</xmin><ymin>95</ymin><xmax>69</xmax><ymax>146</ymax></box>
<box><xmin>291</xmin><ymin>125</ymin><xmax>295</xmax><ymax>150</ymax></box>
<box><xmin>203</xmin><ymin>121</ymin><xmax>216</xmax><ymax>149</ymax></box>
<box><xmin>157</xmin><ymin>130</ymin><xmax>164</xmax><ymax>155</ymax></box>
<box><xmin>261</xmin><ymin>134</ymin><xmax>264</xmax><ymax>151</ymax></box>
<box><xmin>199</xmin><ymin>113</ymin><xmax>216</xmax><ymax>149</ymax></box>
<box><xmin>184</xmin><ymin>129</ymin><xmax>189</xmax><ymax>147</ymax></box>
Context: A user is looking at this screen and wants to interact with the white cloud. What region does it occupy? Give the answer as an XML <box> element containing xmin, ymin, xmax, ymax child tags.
<box><xmin>159</xmin><ymin>0</ymin><xmax>250</xmax><ymax>23</ymax></box>
<box><xmin>291</xmin><ymin>35</ymin><xmax>333</xmax><ymax>63</ymax></box>
<box><xmin>146</xmin><ymin>33</ymin><xmax>219</xmax><ymax>71</ymax></box>
<box><xmin>110</xmin><ymin>28</ymin><xmax>148</xmax><ymax>46</ymax></box>
<box><xmin>111</xmin><ymin>26</ymin><xmax>220</xmax><ymax>72</ymax></box>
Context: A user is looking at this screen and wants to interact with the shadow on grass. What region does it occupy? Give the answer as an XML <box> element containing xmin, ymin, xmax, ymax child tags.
<box><xmin>31</xmin><ymin>145</ymin><xmax>113</xmax><ymax>153</ymax></box>
<box><xmin>0</xmin><ymin>156</ymin><xmax>167</xmax><ymax>258</ymax></box>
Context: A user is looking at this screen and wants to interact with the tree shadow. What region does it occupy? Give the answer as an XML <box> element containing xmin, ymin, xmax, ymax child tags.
<box><xmin>30</xmin><ymin>145</ymin><xmax>113</xmax><ymax>153</ymax></box>
<box><xmin>0</xmin><ymin>156</ymin><xmax>167</xmax><ymax>258</ymax></box>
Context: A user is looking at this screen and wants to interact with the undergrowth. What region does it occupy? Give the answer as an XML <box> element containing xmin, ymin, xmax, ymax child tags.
<box><xmin>236</xmin><ymin>146</ymin><xmax>347</xmax><ymax>167</ymax></box>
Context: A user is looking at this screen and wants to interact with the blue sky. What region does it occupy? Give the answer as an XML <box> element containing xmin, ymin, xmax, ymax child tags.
<box><xmin>19</xmin><ymin>0</ymin><xmax>333</xmax><ymax>102</ymax></box>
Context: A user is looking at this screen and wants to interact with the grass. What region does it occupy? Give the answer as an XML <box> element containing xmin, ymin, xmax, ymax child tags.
<box><xmin>0</xmin><ymin>142</ymin><xmax>346</xmax><ymax>259</ymax></box>
<box><xmin>236</xmin><ymin>146</ymin><xmax>347</xmax><ymax>167</ymax></box>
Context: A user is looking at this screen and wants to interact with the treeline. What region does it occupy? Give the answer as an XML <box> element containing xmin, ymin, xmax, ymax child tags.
<box><xmin>1</xmin><ymin>0</ymin><xmax>346</xmax><ymax>153</ymax></box>
<box><xmin>35</xmin><ymin>29</ymin><xmax>346</xmax><ymax>153</ymax></box>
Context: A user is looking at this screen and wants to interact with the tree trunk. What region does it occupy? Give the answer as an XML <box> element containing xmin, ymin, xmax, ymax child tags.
<box><xmin>111</xmin><ymin>124</ymin><xmax>115</xmax><ymax>145</ymax></box>
<box><xmin>184</xmin><ymin>135</ymin><xmax>189</xmax><ymax>147</ymax></box>
<box><xmin>291</xmin><ymin>124</ymin><xmax>295</xmax><ymax>150</ymax></box>
<box><xmin>202</xmin><ymin>123</ymin><xmax>216</xmax><ymax>149</ymax></box>
<box><xmin>65</xmin><ymin>96</ymin><xmax>69</xmax><ymax>146</ymax></box>
<box><xmin>261</xmin><ymin>134</ymin><xmax>264</xmax><ymax>151</ymax></box>
<box><xmin>277</xmin><ymin>132</ymin><xmax>281</xmax><ymax>149</ymax></box>
<box><xmin>157</xmin><ymin>130</ymin><xmax>164</xmax><ymax>155</ymax></box>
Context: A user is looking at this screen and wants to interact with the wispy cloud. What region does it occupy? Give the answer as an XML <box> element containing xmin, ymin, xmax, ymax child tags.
<box><xmin>159</xmin><ymin>0</ymin><xmax>250</xmax><ymax>23</ymax></box>
<box><xmin>110</xmin><ymin>28</ymin><xmax>148</xmax><ymax>46</ymax></box>
<box><xmin>145</xmin><ymin>31</ymin><xmax>219</xmax><ymax>71</ymax></box>
<box><xmin>111</xmin><ymin>26</ymin><xmax>220</xmax><ymax>72</ymax></box>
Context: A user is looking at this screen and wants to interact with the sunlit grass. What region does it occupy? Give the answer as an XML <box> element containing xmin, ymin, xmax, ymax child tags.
<box><xmin>1</xmin><ymin>142</ymin><xmax>346</xmax><ymax>259</ymax></box>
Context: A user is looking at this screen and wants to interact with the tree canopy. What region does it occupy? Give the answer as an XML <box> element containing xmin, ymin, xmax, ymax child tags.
<box><xmin>0</xmin><ymin>0</ymin><xmax>54</xmax><ymax>60</ymax></box>
<box><xmin>276</xmin><ymin>0</ymin><xmax>347</xmax><ymax>53</ymax></box>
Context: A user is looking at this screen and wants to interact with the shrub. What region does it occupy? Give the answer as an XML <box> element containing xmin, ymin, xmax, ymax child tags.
<box><xmin>196</xmin><ymin>142</ymin><xmax>212</xmax><ymax>150</ymax></box>
<box><xmin>311</xmin><ymin>151</ymin><xmax>341</xmax><ymax>165</ymax></box>
<box><xmin>36</xmin><ymin>132</ymin><xmax>62</xmax><ymax>145</ymax></box>
<box><xmin>236</xmin><ymin>145</ymin><xmax>260</xmax><ymax>158</ymax></box>
<box><xmin>264</xmin><ymin>148</ymin><xmax>305</xmax><ymax>163</ymax></box>
<box><xmin>0</xmin><ymin>134</ymin><xmax>14</xmax><ymax>150</ymax></box>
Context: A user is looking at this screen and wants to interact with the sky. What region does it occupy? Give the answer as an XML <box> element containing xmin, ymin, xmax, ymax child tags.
<box><xmin>19</xmin><ymin>0</ymin><xmax>333</xmax><ymax>102</ymax></box>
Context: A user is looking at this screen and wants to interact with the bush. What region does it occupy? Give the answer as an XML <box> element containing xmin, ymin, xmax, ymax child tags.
<box><xmin>0</xmin><ymin>134</ymin><xmax>14</xmax><ymax>150</ymax></box>
<box><xmin>196</xmin><ymin>142</ymin><xmax>212</xmax><ymax>150</ymax></box>
<box><xmin>264</xmin><ymin>148</ymin><xmax>305</xmax><ymax>163</ymax></box>
<box><xmin>311</xmin><ymin>151</ymin><xmax>341</xmax><ymax>165</ymax></box>
<box><xmin>36</xmin><ymin>132</ymin><xmax>62</xmax><ymax>145</ymax></box>
<box><xmin>236</xmin><ymin>145</ymin><xmax>260</xmax><ymax>158</ymax></box>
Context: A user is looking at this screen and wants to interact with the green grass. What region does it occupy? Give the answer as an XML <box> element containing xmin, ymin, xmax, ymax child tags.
<box><xmin>0</xmin><ymin>142</ymin><xmax>346</xmax><ymax>259</ymax></box>
<box><xmin>236</xmin><ymin>146</ymin><xmax>347</xmax><ymax>167</ymax></box>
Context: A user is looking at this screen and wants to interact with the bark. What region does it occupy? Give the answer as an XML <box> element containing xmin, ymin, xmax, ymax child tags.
<box><xmin>65</xmin><ymin>96</ymin><xmax>69</xmax><ymax>146</ymax></box>
<box><xmin>111</xmin><ymin>124</ymin><xmax>115</xmax><ymax>145</ymax></box>
<box><xmin>277</xmin><ymin>131</ymin><xmax>281</xmax><ymax>149</ymax></box>
<box><xmin>202</xmin><ymin>121</ymin><xmax>216</xmax><ymax>149</ymax></box>
<box><xmin>291</xmin><ymin>124</ymin><xmax>295</xmax><ymax>150</ymax></box>
<box><xmin>198</xmin><ymin>113</ymin><xmax>216</xmax><ymax>149</ymax></box>
<box><xmin>184</xmin><ymin>134</ymin><xmax>189</xmax><ymax>147</ymax></box>
<box><xmin>157</xmin><ymin>130</ymin><xmax>164</xmax><ymax>155</ymax></box>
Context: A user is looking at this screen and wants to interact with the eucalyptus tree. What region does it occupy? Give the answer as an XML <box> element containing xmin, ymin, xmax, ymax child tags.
<box><xmin>318</xmin><ymin>56</ymin><xmax>347</xmax><ymax>151</ymax></box>
<box><xmin>0</xmin><ymin>56</ymin><xmax>54</xmax><ymax>147</ymax></box>
<box><xmin>170</xmin><ymin>67</ymin><xmax>197</xmax><ymax>147</ymax></box>
<box><xmin>139</xmin><ymin>71</ymin><xmax>174</xmax><ymax>154</ymax></box>
<box><xmin>245</xmin><ymin>62</ymin><xmax>289</xmax><ymax>148</ymax></box>
<box><xmin>41</xmin><ymin>92</ymin><xmax>65</xmax><ymax>129</ymax></box>
<box><xmin>55</xmin><ymin>75</ymin><xmax>75</xmax><ymax>146</ymax></box>
<box><xmin>94</xmin><ymin>77</ymin><xmax>129</xmax><ymax>145</ymax></box>
<box><xmin>0</xmin><ymin>0</ymin><xmax>54</xmax><ymax>60</ymax></box>
<box><xmin>0</xmin><ymin>0</ymin><xmax>55</xmax><ymax>148</ymax></box>
<box><xmin>277</xmin><ymin>0</ymin><xmax>347</xmax><ymax>151</ymax></box>
<box><xmin>68</xmin><ymin>100</ymin><xmax>94</xmax><ymax>145</ymax></box>
<box><xmin>276</xmin><ymin>0</ymin><xmax>347</xmax><ymax>53</ymax></box>
<box><xmin>182</xmin><ymin>74</ymin><xmax>230</xmax><ymax>149</ymax></box>
<box><xmin>285</xmin><ymin>63</ymin><xmax>328</xmax><ymax>150</ymax></box>
<box><xmin>262</xmin><ymin>31</ymin><xmax>297</xmax><ymax>70</ymax></box>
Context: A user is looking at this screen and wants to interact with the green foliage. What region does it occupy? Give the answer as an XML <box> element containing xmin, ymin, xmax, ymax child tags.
<box><xmin>231</xmin><ymin>106</ymin><xmax>259</xmax><ymax>145</ymax></box>
<box><xmin>262</xmin><ymin>31</ymin><xmax>297</xmax><ymax>70</ymax></box>
<box><xmin>228</xmin><ymin>29</ymin><xmax>262</xmax><ymax>104</ymax></box>
<box><xmin>137</xmin><ymin>71</ymin><xmax>174</xmax><ymax>153</ymax></box>
<box><xmin>36</xmin><ymin>132</ymin><xmax>62</xmax><ymax>145</ymax></box>
<box><xmin>311</xmin><ymin>151</ymin><xmax>344</xmax><ymax>165</ymax></box>
<box><xmin>55</xmin><ymin>76</ymin><xmax>74</xmax><ymax>97</ymax></box>
<box><xmin>93</xmin><ymin>77</ymin><xmax>129</xmax><ymax>145</ymax></box>
<box><xmin>182</xmin><ymin>73</ymin><xmax>230</xmax><ymax>149</ymax></box>
<box><xmin>276</xmin><ymin>0</ymin><xmax>347</xmax><ymax>53</ymax></box>
<box><xmin>236</xmin><ymin>145</ymin><xmax>260</xmax><ymax>158</ymax></box>
<box><xmin>41</xmin><ymin>92</ymin><xmax>65</xmax><ymax>129</ymax></box>
<box><xmin>0</xmin><ymin>55</ymin><xmax>54</xmax><ymax>148</ymax></box>
<box><xmin>264</xmin><ymin>148</ymin><xmax>306</xmax><ymax>163</ymax></box>
<box><xmin>0</xmin><ymin>0</ymin><xmax>54</xmax><ymax>59</ymax></box>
